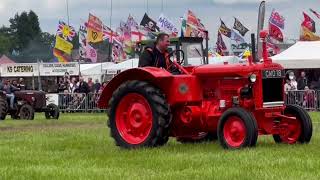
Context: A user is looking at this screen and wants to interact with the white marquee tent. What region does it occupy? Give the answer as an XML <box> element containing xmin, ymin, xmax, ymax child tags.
<box><xmin>271</xmin><ymin>41</ymin><xmax>320</xmax><ymax>69</ymax></box>
<box><xmin>80</xmin><ymin>62</ymin><xmax>114</xmax><ymax>81</ymax></box>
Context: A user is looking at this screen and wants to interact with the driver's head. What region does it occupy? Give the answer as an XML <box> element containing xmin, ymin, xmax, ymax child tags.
<box><xmin>155</xmin><ymin>33</ymin><xmax>170</xmax><ymax>52</ymax></box>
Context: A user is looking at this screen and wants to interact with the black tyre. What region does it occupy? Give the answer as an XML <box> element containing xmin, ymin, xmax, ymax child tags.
<box><xmin>0</xmin><ymin>97</ymin><xmax>8</xmax><ymax>120</ymax></box>
<box><xmin>11</xmin><ymin>113</ymin><xmax>20</xmax><ymax>120</ymax></box>
<box><xmin>273</xmin><ymin>104</ymin><xmax>312</xmax><ymax>144</ymax></box>
<box><xmin>45</xmin><ymin>103</ymin><xmax>60</xmax><ymax>119</ymax></box>
<box><xmin>177</xmin><ymin>132</ymin><xmax>217</xmax><ymax>143</ymax></box>
<box><xmin>108</xmin><ymin>80</ymin><xmax>172</xmax><ymax>149</ymax></box>
<box><xmin>218</xmin><ymin>107</ymin><xmax>258</xmax><ymax>149</ymax></box>
<box><xmin>19</xmin><ymin>104</ymin><xmax>34</xmax><ymax>120</ymax></box>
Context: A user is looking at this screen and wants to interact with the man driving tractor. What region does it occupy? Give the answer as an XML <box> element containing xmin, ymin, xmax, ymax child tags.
<box><xmin>0</xmin><ymin>79</ymin><xmax>20</xmax><ymax>109</ymax></box>
<box><xmin>138</xmin><ymin>33</ymin><xmax>180</xmax><ymax>74</ymax></box>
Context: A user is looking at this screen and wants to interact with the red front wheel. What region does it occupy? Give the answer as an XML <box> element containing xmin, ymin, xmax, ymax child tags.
<box><xmin>218</xmin><ymin>108</ymin><xmax>258</xmax><ymax>149</ymax></box>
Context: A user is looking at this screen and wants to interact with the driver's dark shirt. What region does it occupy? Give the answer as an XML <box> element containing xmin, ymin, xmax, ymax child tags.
<box><xmin>138</xmin><ymin>45</ymin><xmax>168</xmax><ymax>69</ymax></box>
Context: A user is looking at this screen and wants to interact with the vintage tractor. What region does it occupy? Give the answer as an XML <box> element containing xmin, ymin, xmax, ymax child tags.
<box><xmin>0</xmin><ymin>90</ymin><xmax>59</xmax><ymax>120</ymax></box>
<box><xmin>98</xmin><ymin>31</ymin><xmax>312</xmax><ymax>149</ymax></box>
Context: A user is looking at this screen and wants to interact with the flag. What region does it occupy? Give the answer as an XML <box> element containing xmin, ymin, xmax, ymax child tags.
<box><xmin>54</xmin><ymin>35</ymin><xmax>73</xmax><ymax>55</ymax></box>
<box><xmin>185</xmin><ymin>10</ymin><xmax>207</xmax><ymax>38</ymax></box>
<box><xmin>87</xmin><ymin>13</ymin><xmax>103</xmax><ymax>43</ymax></box>
<box><xmin>233</xmin><ymin>17</ymin><xmax>249</xmax><ymax>36</ymax></box>
<box><xmin>310</xmin><ymin>8</ymin><xmax>320</xmax><ymax>19</ymax></box>
<box><xmin>157</xmin><ymin>13</ymin><xmax>179</xmax><ymax>37</ymax></box>
<box><xmin>140</xmin><ymin>13</ymin><xmax>159</xmax><ymax>32</ymax></box>
<box><xmin>231</xmin><ymin>29</ymin><xmax>246</xmax><ymax>44</ymax></box>
<box><xmin>56</xmin><ymin>21</ymin><xmax>76</xmax><ymax>41</ymax></box>
<box><xmin>269</xmin><ymin>10</ymin><xmax>285</xmax><ymax>29</ymax></box>
<box><xmin>53</xmin><ymin>48</ymin><xmax>69</xmax><ymax>63</ymax></box>
<box><xmin>300</xmin><ymin>26</ymin><xmax>320</xmax><ymax>41</ymax></box>
<box><xmin>216</xmin><ymin>31</ymin><xmax>226</xmax><ymax>55</ymax></box>
<box><xmin>103</xmin><ymin>25</ymin><xmax>120</xmax><ymax>43</ymax></box>
<box><xmin>266</xmin><ymin>41</ymin><xmax>280</xmax><ymax>55</ymax></box>
<box><xmin>302</xmin><ymin>12</ymin><xmax>316</xmax><ymax>33</ymax></box>
<box><xmin>239</xmin><ymin>47</ymin><xmax>251</xmax><ymax>59</ymax></box>
<box><xmin>219</xmin><ymin>19</ymin><xmax>231</xmax><ymax>38</ymax></box>
<box><xmin>127</xmin><ymin>14</ymin><xmax>139</xmax><ymax>31</ymax></box>
<box><xmin>79</xmin><ymin>25</ymin><xmax>87</xmax><ymax>58</ymax></box>
<box><xmin>85</xmin><ymin>43</ymin><xmax>97</xmax><ymax>63</ymax></box>
<box><xmin>269</xmin><ymin>22</ymin><xmax>284</xmax><ymax>42</ymax></box>
<box><xmin>131</xmin><ymin>28</ymin><xmax>148</xmax><ymax>42</ymax></box>
<box><xmin>180</xmin><ymin>17</ymin><xmax>187</xmax><ymax>37</ymax></box>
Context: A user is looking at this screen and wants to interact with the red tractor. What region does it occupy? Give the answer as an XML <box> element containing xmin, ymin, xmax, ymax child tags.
<box><xmin>98</xmin><ymin>31</ymin><xmax>312</xmax><ymax>149</ymax></box>
<box><xmin>0</xmin><ymin>90</ymin><xmax>59</xmax><ymax>120</ymax></box>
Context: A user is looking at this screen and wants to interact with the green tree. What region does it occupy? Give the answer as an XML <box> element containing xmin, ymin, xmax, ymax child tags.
<box><xmin>8</xmin><ymin>11</ymin><xmax>41</xmax><ymax>50</ymax></box>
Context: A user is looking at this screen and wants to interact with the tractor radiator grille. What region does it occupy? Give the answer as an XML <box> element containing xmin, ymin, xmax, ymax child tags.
<box><xmin>262</xmin><ymin>78</ymin><xmax>283</xmax><ymax>104</ymax></box>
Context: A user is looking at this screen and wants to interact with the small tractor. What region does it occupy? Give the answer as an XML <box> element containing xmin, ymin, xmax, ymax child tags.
<box><xmin>98</xmin><ymin>31</ymin><xmax>312</xmax><ymax>149</ymax></box>
<box><xmin>0</xmin><ymin>90</ymin><xmax>59</xmax><ymax>120</ymax></box>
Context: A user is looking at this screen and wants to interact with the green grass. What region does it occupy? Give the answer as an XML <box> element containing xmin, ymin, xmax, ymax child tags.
<box><xmin>0</xmin><ymin>113</ymin><xmax>320</xmax><ymax>180</ymax></box>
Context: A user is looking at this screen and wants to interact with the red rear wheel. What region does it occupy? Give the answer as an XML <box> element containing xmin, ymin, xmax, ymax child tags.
<box><xmin>115</xmin><ymin>93</ymin><xmax>153</xmax><ymax>145</ymax></box>
<box><xmin>108</xmin><ymin>80</ymin><xmax>172</xmax><ymax>149</ymax></box>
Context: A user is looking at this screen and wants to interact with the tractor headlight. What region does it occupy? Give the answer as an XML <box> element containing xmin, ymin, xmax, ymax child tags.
<box><xmin>249</xmin><ymin>74</ymin><xmax>257</xmax><ymax>83</ymax></box>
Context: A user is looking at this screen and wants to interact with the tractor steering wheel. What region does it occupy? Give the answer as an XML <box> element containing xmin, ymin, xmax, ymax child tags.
<box><xmin>166</xmin><ymin>50</ymin><xmax>189</xmax><ymax>74</ymax></box>
<box><xmin>168</xmin><ymin>50</ymin><xmax>185</xmax><ymax>65</ymax></box>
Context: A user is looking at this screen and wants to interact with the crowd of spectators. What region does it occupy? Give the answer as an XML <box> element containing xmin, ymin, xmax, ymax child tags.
<box><xmin>284</xmin><ymin>70</ymin><xmax>319</xmax><ymax>109</ymax></box>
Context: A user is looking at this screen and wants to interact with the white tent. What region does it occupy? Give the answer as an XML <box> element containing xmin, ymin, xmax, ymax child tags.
<box><xmin>188</xmin><ymin>56</ymin><xmax>244</xmax><ymax>65</ymax></box>
<box><xmin>104</xmin><ymin>59</ymin><xmax>139</xmax><ymax>74</ymax></box>
<box><xmin>80</xmin><ymin>62</ymin><xmax>114</xmax><ymax>81</ymax></box>
<box><xmin>271</xmin><ymin>41</ymin><xmax>320</xmax><ymax>69</ymax></box>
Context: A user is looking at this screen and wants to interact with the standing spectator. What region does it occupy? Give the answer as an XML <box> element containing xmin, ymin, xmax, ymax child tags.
<box><xmin>77</xmin><ymin>76</ymin><xmax>90</xmax><ymax>94</ymax></box>
<box><xmin>297</xmin><ymin>71</ymin><xmax>308</xmax><ymax>90</ymax></box>
<box><xmin>303</xmin><ymin>86</ymin><xmax>316</xmax><ymax>110</ymax></box>
<box><xmin>284</xmin><ymin>71</ymin><xmax>298</xmax><ymax>94</ymax></box>
<box><xmin>18</xmin><ymin>78</ymin><xmax>26</xmax><ymax>90</ymax></box>
<box><xmin>58</xmin><ymin>77</ymin><xmax>67</xmax><ymax>93</ymax></box>
<box><xmin>87</xmin><ymin>78</ymin><xmax>95</xmax><ymax>93</ymax></box>
<box><xmin>94</xmin><ymin>79</ymin><xmax>101</xmax><ymax>93</ymax></box>
<box><xmin>68</xmin><ymin>77</ymin><xmax>77</xmax><ymax>93</ymax></box>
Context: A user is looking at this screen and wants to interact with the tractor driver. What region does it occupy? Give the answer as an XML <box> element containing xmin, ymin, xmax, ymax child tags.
<box><xmin>1</xmin><ymin>80</ymin><xmax>20</xmax><ymax>109</ymax></box>
<box><xmin>138</xmin><ymin>33</ymin><xmax>180</xmax><ymax>74</ymax></box>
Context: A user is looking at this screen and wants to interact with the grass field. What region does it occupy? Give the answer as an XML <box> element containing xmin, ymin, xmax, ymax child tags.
<box><xmin>0</xmin><ymin>112</ymin><xmax>320</xmax><ymax>180</ymax></box>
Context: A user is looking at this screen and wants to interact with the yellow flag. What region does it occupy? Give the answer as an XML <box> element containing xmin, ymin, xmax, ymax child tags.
<box><xmin>54</xmin><ymin>36</ymin><xmax>73</xmax><ymax>55</ymax></box>
<box><xmin>87</xmin><ymin>28</ymin><xmax>103</xmax><ymax>43</ymax></box>
<box><xmin>300</xmin><ymin>26</ymin><xmax>320</xmax><ymax>41</ymax></box>
<box><xmin>86</xmin><ymin>13</ymin><xmax>103</xmax><ymax>43</ymax></box>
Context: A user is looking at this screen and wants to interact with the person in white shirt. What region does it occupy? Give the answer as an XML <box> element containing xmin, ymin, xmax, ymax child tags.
<box><xmin>284</xmin><ymin>71</ymin><xmax>297</xmax><ymax>94</ymax></box>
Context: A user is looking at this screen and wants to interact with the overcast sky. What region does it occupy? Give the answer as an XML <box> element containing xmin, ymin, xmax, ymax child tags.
<box><xmin>0</xmin><ymin>0</ymin><xmax>319</xmax><ymax>44</ymax></box>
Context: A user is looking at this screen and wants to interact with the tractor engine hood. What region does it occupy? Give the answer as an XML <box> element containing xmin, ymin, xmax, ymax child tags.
<box><xmin>192</xmin><ymin>62</ymin><xmax>283</xmax><ymax>77</ymax></box>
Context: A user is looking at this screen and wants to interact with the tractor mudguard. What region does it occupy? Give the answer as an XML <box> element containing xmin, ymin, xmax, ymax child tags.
<box><xmin>98</xmin><ymin>67</ymin><xmax>173</xmax><ymax>109</ymax></box>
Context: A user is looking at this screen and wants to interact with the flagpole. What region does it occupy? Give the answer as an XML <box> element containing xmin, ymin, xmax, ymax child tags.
<box><xmin>161</xmin><ymin>0</ymin><xmax>164</xmax><ymax>13</ymax></box>
<box><xmin>107</xmin><ymin>0</ymin><xmax>113</xmax><ymax>62</ymax></box>
<box><xmin>66</xmin><ymin>0</ymin><xmax>70</xmax><ymax>26</ymax></box>
<box><xmin>147</xmin><ymin>0</ymin><xmax>149</xmax><ymax>14</ymax></box>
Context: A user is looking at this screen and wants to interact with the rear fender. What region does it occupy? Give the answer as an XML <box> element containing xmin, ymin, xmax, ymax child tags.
<box><xmin>98</xmin><ymin>67</ymin><xmax>173</xmax><ymax>108</ymax></box>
